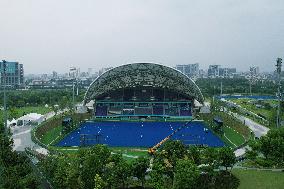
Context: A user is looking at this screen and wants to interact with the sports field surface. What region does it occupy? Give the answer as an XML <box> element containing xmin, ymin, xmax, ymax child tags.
<box><xmin>56</xmin><ymin>121</ymin><xmax>225</xmax><ymax>147</ymax></box>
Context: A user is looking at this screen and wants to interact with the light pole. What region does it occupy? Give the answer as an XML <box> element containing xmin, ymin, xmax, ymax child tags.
<box><xmin>72</xmin><ymin>79</ymin><xmax>75</xmax><ymax>110</ymax></box>
<box><xmin>249</xmin><ymin>67</ymin><xmax>253</xmax><ymax>96</ymax></box>
<box><xmin>276</xmin><ymin>58</ymin><xmax>282</xmax><ymax>128</ymax></box>
<box><xmin>2</xmin><ymin>60</ymin><xmax>8</xmax><ymax>135</ymax></box>
<box><xmin>220</xmin><ymin>81</ymin><xmax>223</xmax><ymax>96</ymax></box>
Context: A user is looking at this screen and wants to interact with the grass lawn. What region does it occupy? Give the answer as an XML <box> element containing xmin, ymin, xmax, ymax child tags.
<box><xmin>230</xmin><ymin>99</ymin><xmax>282</xmax><ymax>128</ymax></box>
<box><xmin>49</xmin><ymin>145</ymin><xmax>149</xmax><ymax>160</ymax></box>
<box><xmin>231</xmin><ymin>99</ymin><xmax>276</xmax><ymax>118</ymax></box>
<box><xmin>232</xmin><ymin>169</ymin><xmax>284</xmax><ymax>189</ymax></box>
<box><xmin>111</xmin><ymin>147</ymin><xmax>148</xmax><ymax>157</ymax></box>
<box><xmin>15</xmin><ymin>106</ymin><xmax>51</xmax><ymax>117</ymax></box>
<box><xmin>1</xmin><ymin>106</ymin><xmax>51</xmax><ymax>120</ymax></box>
<box><xmin>48</xmin><ymin>146</ymin><xmax>80</xmax><ymax>154</ymax></box>
<box><xmin>223</xmin><ymin>126</ymin><xmax>245</xmax><ymax>147</ymax></box>
<box><xmin>40</xmin><ymin>125</ymin><xmax>62</xmax><ymax>145</ymax></box>
<box><xmin>199</xmin><ymin>111</ymin><xmax>249</xmax><ymax>148</ymax></box>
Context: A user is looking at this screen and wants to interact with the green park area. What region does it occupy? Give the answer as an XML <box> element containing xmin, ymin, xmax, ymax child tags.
<box><xmin>0</xmin><ymin>106</ymin><xmax>51</xmax><ymax>121</ymax></box>
<box><xmin>231</xmin><ymin>98</ymin><xmax>276</xmax><ymax>117</ymax></box>
<box><xmin>230</xmin><ymin>98</ymin><xmax>283</xmax><ymax>128</ymax></box>
<box><xmin>232</xmin><ymin>169</ymin><xmax>284</xmax><ymax>189</ymax></box>
<box><xmin>40</xmin><ymin>125</ymin><xmax>63</xmax><ymax>146</ymax></box>
<box><xmin>199</xmin><ymin>110</ymin><xmax>250</xmax><ymax>148</ymax></box>
<box><xmin>10</xmin><ymin>106</ymin><xmax>51</xmax><ymax>118</ymax></box>
<box><xmin>222</xmin><ymin>126</ymin><xmax>245</xmax><ymax>147</ymax></box>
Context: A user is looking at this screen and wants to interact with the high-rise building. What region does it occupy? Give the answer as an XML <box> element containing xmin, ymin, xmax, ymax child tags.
<box><xmin>0</xmin><ymin>61</ymin><xmax>24</xmax><ymax>88</ymax></box>
<box><xmin>52</xmin><ymin>71</ymin><xmax>58</xmax><ymax>79</ymax></box>
<box><xmin>69</xmin><ymin>67</ymin><xmax>80</xmax><ymax>78</ymax></box>
<box><xmin>99</xmin><ymin>67</ymin><xmax>113</xmax><ymax>76</ymax></box>
<box><xmin>208</xmin><ymin>65</ymin><xmax>221</xmax><ymax>78</ymax></box>
<box><xmin>250</xmin><ymin>66</ymin><xmax>259</xmax><ymax>76</ymax></box>
<box><xmin>176</xmin><ymin>63</ymin><xmax>199</xmax><ymax>78</ymax></box>
<box><xmin>208</xmin><ymin>65</ymin><xmax>236</xmax><ymax>78</ymax></box>
<box><xmin>88</xmin><ymin>68</ymin><xmax>93</xmax><ymax>76</ymax></box>
<box><xmin>219</xmin><ymin>68</ymin><xmax>237</xmax><ymax>77</ymax></box>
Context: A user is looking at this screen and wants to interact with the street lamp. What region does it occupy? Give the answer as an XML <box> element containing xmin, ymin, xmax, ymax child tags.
<box><xmin>276</xmin><ymin>58</ymin><xmax>282</xmax><ymax>128</ymax></box>
<box><xmin>2</xmin><ymin>60</ymin><xmax>7</xmax><ymax>135</ymax></box>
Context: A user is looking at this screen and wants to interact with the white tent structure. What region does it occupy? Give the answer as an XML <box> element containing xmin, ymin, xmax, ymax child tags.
<box><xmin>8</xmin><ymin>118</ymin><xmax>17</xmax><ymax>126</ymax></box>
<box><xmin>17</xmin><ymin>113</ymin><xmax>44</xmax><ymax>126</ymax></box>
<box><xmin>200</xmin><ymin>102</ymin><xmax>211</xmax><ymax>113</ymax></box>
<box><xmin>75</xmin><ymin>103</ymin><xmax>88</xmax><ymax>113</ymax></box>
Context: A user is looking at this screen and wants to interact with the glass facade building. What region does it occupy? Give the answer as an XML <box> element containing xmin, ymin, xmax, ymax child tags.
<box><xmin>0</xmin><ymin>61</ymin><xmax>24</xmax><ymax>87</ymax></box>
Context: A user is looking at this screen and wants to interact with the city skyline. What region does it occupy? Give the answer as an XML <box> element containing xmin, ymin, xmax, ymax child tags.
<box><xmin>1</xmin><ymin>0</ymin><xmax>284</xmax><ymax>74</ymax></box>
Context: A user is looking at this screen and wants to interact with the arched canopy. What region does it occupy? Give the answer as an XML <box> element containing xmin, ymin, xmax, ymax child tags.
<box><xmin>84</xmin><ymin>63</ymin><xmax>204</xmax><ymax>104</ymax></box>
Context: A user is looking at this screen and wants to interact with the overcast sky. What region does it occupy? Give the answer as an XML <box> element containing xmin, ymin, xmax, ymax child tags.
<box><xmin>1</xmin><ymin>0</ymin><xmax>284</xmax><ymax>74</ymax></box>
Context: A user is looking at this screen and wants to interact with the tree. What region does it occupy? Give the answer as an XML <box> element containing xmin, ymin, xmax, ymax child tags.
<box><xmin>94</xmin><ymin>174</ymin><xmax>106</xmax><ymax>189</ymax></box>
<box><xmin>8</xmin><ymin>106</ymin><xmax>19</xmax><ymax>119</ymax></box>
<box><xmin>258</xmin><ymin>127</ymin><xmax>284</xmax><ymax>164</ymax></box>
<box><xmin>53</xmin><ymin>157</ymin><xmax>69</xmax><ymax>188</ymax></box>
<box><xmin>173</xmin><ymin>159</ymin><xmax>199</xmax><ymax>189</ymax></box>
<box><xmin>66</xmin><ymin>159</ymin><xmax>82</xmax><ymax>189</ymax></box>
<box><xmin>188</xmin><ymin>145</ymin><xmax>201</xmax><ymax>165</ymax></box>
<box><xmin>218</xmin><ymin>147</ymin><xmax>236</xmax><ymax>171</ymax></box>
<box><xmin>79</xmin><ymin>145</ymin><xmax>111</xmax><ymax>188</ymax></box>
<box><xmin>160</xmin><ymin>140</ymin><xmax>187</xmax><ymax>167</ymax></box>
<box><xmin>245</xmin><ymin>140</ymin><xmax>259</xmax><ymax>161</ymax></box>
<box><xmin>202</xmin><ymin>147</ymin><xmax>219</xmax><ymax>167</ymax></box>
<box><xmin>149</xmin><ymin>160</ymin><xmax>167</xmax><ymax>189</ymax></box>
<box><xmin>0</xmin><ymin>129</ymin><xmax>40</xmax><ymax>189</ymax></box>
<box><xmin>105</xmin><ymin>153</ymin><xmax>131</xmax><ymax>188</ymax></box>
<box><xmin>132</xmin><ymin>156</ymin><xmax>149</xmax><ymax>187</ymax></box>
<box><xmin>52</xmin><ymin>105</ymin><xmax>59</xmax><ymax>116</ymax></box>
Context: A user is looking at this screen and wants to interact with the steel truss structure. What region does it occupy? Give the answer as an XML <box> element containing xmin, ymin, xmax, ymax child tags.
<box><xmin>84</xmin><ymin>63</ymin><xmax>204</xmax><ymax>105</ymax></box>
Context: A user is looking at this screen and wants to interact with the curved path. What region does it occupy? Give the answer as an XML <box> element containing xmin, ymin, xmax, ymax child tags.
<box><xmin>230</xmin><ymin>112</ymin><xmax>270</xmax><ymax>157</ymax></box>
<box><xmin>11</xmin><ymin>110</ymin><xmax>67</xmax><ymax>154</ymax></box>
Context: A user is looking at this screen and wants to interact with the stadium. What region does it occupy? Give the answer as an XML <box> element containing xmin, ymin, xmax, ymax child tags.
<box><xmin>57</xmin><ymin>63</ymin><xmax>224</xmax><ymax>148</ymax></box>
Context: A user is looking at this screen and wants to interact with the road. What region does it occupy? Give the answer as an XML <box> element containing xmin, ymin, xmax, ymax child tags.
<box><xmin>229</xmin><ymin>111</ymin><xmax>270</xmax><ymax>157</ymax></box>
<box><xmin>11</xmin><ymin>109</ymin><xmax>68</xmax><ymax>153</ymax></box>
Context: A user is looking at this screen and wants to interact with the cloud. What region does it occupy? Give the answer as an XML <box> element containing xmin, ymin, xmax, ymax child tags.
<box><xmin>0</xmin><ymin>0</ymin><xmax>283</xmax><ymax>73</ymax></box>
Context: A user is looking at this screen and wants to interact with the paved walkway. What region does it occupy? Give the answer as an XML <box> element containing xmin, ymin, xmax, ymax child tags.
<box><xmin>226</xmin><ymin>110</ymin><xmax>270</xmax><ymax>138</ymax></box>
<box><xmin>227</xmin><ymin>111</ymin><xmax>270</xmax><ymax>157</ymax></box>
<box><xmin>12</xmin><ymin>124</ymin><xmax>49</xmax><ymax>154</ymax></box>
<box><xmin>236</xmin><ymin>115</ymin><xmax>269</xmax><ymax>138</ymax></box>
<box><xmin>11</xmin><ymin>109</ymin><xmax>70</xmax><ymax>154</ymax></box>
<box><xmin>11</xmin><ymin>111</ymin><xmax>58</xmax><ymax>154</ymax></box>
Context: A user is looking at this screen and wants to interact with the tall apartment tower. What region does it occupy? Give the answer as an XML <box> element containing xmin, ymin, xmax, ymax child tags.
<box><xmin>208</xmin><ymin>65</ymin><xmax>221</xmax><ymax>78</ymax></box>
<box><xmin>0</xmin><ymin>61</ymin><xmax>24</xmax><ymax>88</ymax></box>
<box><xmin>249</xmin><ymin>66</ymin><xmax>260</xmax><ymax>76</ymax></box>
<box><xmin>176</xmin><ymin>63</ymin><xmax>199</xmax><ymax>78</ymax></box>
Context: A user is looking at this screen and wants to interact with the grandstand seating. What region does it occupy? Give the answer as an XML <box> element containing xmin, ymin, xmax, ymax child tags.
<box><xmin>95</xmin><ymin>105</ymin><xmax>107</xmax><ymax>116</ymax></box>
<box><xmin>94</xmin><ymin>102</ymin><xmax>192</xmax><ymax>117</ymax></box>
<box><xmin>180</xmin><ymin>109</ymin><xmax>191</xmax><ymax>116</ymax></box>
<box><xmin>123</xmin><ymin>109</ymin><xmax>134</xmax><ymax>115</ymax></box>
<box><xmin>93</xmin><ymin>87</ymin><xmax>194</xmax><ymax>117</ymax></box>
<box><xmin>153</xmin><ymin>105</ymin><xmax>164</xmax><ymax>115</ymax></box>
<box><xmin>134</xmin><ymin>107</ymin><xmax>152</xmax><ymax>115</ymax></box>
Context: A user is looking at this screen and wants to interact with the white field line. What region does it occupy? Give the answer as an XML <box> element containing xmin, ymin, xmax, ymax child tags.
<box><xmin>224</xmin><ymin>133</ymin><xmax>237</xmax><ymax>148</ymax></box>
<box><xmin>47</xmin><ymin>135</ymin><xmax>61</xmax><ymax>146</ymax></box>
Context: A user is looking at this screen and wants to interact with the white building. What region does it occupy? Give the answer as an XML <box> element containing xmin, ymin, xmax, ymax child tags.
<box><xmin>176</xmin><ymin>63</ymin><xmax>199</xmax><ymax>78</ymax></box>
<box><xmin>16</xmin><ymin>113</ymin><xmax>44</xmax><ymax>126</ymax></box>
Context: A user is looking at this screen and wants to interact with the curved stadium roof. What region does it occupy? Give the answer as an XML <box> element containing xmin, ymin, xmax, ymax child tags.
<box><xmin>84</xmin><ymin>63</ymin><xmax>204</xmax><ymax>104</ymax></box>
